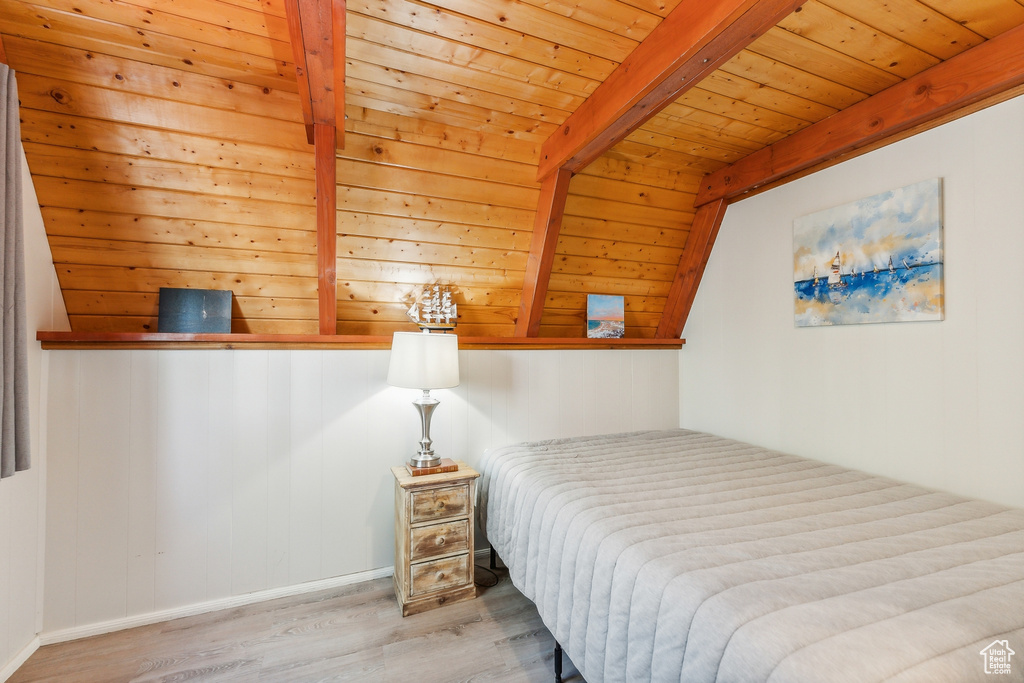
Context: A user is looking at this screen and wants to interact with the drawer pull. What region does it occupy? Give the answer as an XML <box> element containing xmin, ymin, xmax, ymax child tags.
<box><xmin>436</xmin><ymin>536</ymin><xmax>446</xmax><ymax>546</ymax></box>
<box><xmin>436</xmin><ymin>571</ymin><xmax>445</xmax><ymax>581</ymax></box>
<box><xmin>437</xmin><ymin>501</ymin><xmax>445</xmax><ymax>509</ymax></box>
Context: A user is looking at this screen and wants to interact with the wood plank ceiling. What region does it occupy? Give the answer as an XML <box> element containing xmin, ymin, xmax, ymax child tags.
<box><xmin>3</xmin><ymin>0</ymin><xmax>1024</xmax><ymax>337</ymax></box>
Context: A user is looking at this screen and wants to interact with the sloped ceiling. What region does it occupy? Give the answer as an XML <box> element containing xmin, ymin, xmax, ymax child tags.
<box><xmin>3</xmin><ymin>0</ymin><xmax>1024</xmax><ymax>337</ymax></box>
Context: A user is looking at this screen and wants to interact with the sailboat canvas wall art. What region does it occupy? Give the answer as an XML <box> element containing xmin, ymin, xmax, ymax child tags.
<box><xmin>793</xmin><ymin>178</ymin><xmax>944</xmax><ymax>327</ymax></box>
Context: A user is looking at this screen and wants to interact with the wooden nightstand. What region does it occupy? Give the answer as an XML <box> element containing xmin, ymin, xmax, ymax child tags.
<box><xmin>391</xmin><ymin>462</ymin><xmax>481</xmax><ymax>617</ymax></box>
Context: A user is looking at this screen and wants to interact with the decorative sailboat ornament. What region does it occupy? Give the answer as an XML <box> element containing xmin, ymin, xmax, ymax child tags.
<box><xmin>888</xmin><ymin>255</ymin><xmax>896</xmax><ymax>273</ymax></box>
<box><xmin>407</xmin><ymin>285</ymin><xmax>458</xmax><ymax>331</ymax></box>
<box><xmin>902</xmin><ymin>258</ymin><xmax>913</xmax><ymax>270</ymax></box>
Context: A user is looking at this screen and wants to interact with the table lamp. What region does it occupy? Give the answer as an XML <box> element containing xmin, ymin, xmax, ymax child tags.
<box><xmin>387</xmin><ymin>331</ymin><xmax>460</xmax><ymax>469</ymax></box>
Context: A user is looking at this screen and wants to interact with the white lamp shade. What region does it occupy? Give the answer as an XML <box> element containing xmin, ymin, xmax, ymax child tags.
<box><xmin>387</xmin><ymin>332</ymin><xmax>460</xmax><ymax>389</ymax></box>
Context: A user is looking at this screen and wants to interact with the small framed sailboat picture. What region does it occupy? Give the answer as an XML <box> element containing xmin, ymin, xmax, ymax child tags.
<box><xmin>793</xmin><ymin>178</ymin><xmax>944</xmax><ymax>327</ymax></box>
<box><xmin>587</xmin><ymin>294</ymin><xmax>625</xmax><ymax>338</ymax></box>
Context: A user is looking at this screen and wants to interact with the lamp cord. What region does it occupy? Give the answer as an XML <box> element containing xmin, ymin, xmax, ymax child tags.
<box><xmin>474</xmin><ymin>564</ymin><xmax>501</xmax><ymax>588</ymax></box>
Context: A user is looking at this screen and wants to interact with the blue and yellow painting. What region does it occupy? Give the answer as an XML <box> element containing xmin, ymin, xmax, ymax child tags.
<box><xmin>793</xmin><ymin>178</ymin><xmax>944</xmax><ymax>327</ymax></box>
<box><xmin>587</xmin><ymin>294</ymin><xmax>625</xmax><ymax>338</ymax></box>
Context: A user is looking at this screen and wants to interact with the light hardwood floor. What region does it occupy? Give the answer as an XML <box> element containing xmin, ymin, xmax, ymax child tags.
<box><xmin>10</xmin><ymin>571</ymin><xmax>583</xmax><ymax>682</ymax></box>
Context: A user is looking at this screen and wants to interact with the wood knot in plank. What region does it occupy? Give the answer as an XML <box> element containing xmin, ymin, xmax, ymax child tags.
<box><xmin>49</xmin><ymin>88</ymin><xmax>71</xmax><ymax>105</ymax></box>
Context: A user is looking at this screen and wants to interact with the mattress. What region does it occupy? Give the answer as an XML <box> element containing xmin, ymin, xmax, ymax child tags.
<box><xmin>477</xmin><ymin>429</ymin><xmax>1024</xmax><ymax>683</ymax></box>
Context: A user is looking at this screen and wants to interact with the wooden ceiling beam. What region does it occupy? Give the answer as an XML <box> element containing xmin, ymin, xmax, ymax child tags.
<box><xmin>697</xmin><ymin>22</ymin><xmax>1024</xmax><ymax>206</ymax></box>
<box><xmin>284</xmin><ymin>0</ymin><xmax>345</xmax><ymax>148</ymax></box>
<box><xmin>285</xmin><ymin>0</ymin><xmax>344</xmax><ymax>334</ymax></box>
<box><xmin>536</xmin><ymin>0</ymin><xmax>806</xmax><ymax>181</ymax></box>
<box><xmin>314</xmin><ymin>123</ymin><xmax>337</xmax><ymax>335</ymax></box>
<box><xmin>515</xmin><ymin>168</ymin><xmax>572</xmax><ymax>337</ymax></box>
<box><xmin>284</xmin><ymin>0</ymin><xmax>314</xmax><ymax>142</ymax></box>
<box><xmin>656</xmin><ymin>198</ymin><xmax>728</xmax><ymax>339</ymax></box>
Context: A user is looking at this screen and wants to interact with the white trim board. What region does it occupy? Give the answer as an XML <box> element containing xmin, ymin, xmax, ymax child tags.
<box><xmin>38</xmin><ymin>565</ymin><xmax>395</xmax><ymax>646</ymax></box>
<box><xmin>37</xmin><ymin>548</ymin><xmax>496</xmax><ymax>647</ymax></box>
<box><xmin>1</xmin><ymin>637</ymin><xmax>40</xmax><ymax>683</ymax></box>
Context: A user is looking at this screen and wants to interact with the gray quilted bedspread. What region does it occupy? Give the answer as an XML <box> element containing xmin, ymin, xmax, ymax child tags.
<box><xmin>477</xmin><ymin>429</ymin><xmax>1024</xmax><ymax>683</ymax></box>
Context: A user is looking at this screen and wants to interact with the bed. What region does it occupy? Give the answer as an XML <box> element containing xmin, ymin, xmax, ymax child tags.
<box><xmin>477</xmin><ymin>429</ymin><xmax>1024</xmax><ymax>683</ymax></box>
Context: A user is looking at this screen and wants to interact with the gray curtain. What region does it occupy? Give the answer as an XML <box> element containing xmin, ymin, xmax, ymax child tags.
<box><xmin>1</xmin><ymin>63</ymin><xmax>30</xmax><ymax>479</ymax></box>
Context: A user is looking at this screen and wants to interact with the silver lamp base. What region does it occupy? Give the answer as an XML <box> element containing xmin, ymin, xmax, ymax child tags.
<box><xmin>409</xmin><ymin>390</ymin><xmax>441</xmax><ymax>469</ymax></box>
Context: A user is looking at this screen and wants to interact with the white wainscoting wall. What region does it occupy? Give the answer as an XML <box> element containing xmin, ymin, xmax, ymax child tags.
<box><xmin>1</xmin><ymin>149</ymin><xmax>69</xmax><ymax>680</ymax></box>
<box><xmin>680</xmin><ymin>95</ymin><xmax>1024</xmax><ymax>509</ymax></box>
<box><xmin>42</xmin><ymin>347</ymin><xmax>678</xmax><ymax>636</ymax></box>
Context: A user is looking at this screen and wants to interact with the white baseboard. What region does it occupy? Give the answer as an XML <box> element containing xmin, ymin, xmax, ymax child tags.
<box><xmin>39</xmin><ymin>565</ymin><xmax>395</xmax><ymax>646</ymax></box>
<box><xmin>1</xmin><ymin>636</ymin><xmax>40</xmax><ymax>683</ymax></box>
<box><xmin>39</xmin><ymin>549</ymin><xmax>495</xmax><ymax>647</ymax></box>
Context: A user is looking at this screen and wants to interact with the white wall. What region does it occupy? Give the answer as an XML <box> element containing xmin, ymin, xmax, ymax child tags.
<box><xmin>680</xmin><ymin>95</ymin><xmax>1024</xmax><ymax>509</ymax></box>
<box><xmin>1</xmin><ymin>149</ymin><xmax>69</xmax><ymax>679</ymax></box>
<box><xmin>42</xmin><ymin>346</ymin><xmax>678</xmax><ymax>635</ymax></box>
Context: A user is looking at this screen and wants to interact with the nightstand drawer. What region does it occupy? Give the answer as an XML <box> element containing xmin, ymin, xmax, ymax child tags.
<box><xmin>411</xmin><ymin>519</ymin><xmax>470</xmax><ymax>561</ymax></box>
<box><xmin>410</xmin><ymin>554</ymin><xmax>471</xmax><ymax>596</ymax></box>
<box><xmin>410</xmin><ymin>484</ymin><xmax>469</xmax><ymax>522</ymax></box>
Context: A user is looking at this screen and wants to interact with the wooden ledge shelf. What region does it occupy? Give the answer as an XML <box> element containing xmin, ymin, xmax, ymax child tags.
<box><xmin>36</xmin><ymin>331</ymin><xmax>685</xmax><ymax>351</ymax></box>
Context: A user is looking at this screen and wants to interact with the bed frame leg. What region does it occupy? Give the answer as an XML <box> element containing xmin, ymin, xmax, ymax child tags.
<box><xmin>554</xmin><ymin>641</ymin><xmax>563</xmax><ymax>683</ymax></box>
<box><xmin>490</xmin><ymin>545</ymin><xmax>497</xmax><ymax>570</ymax></box>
